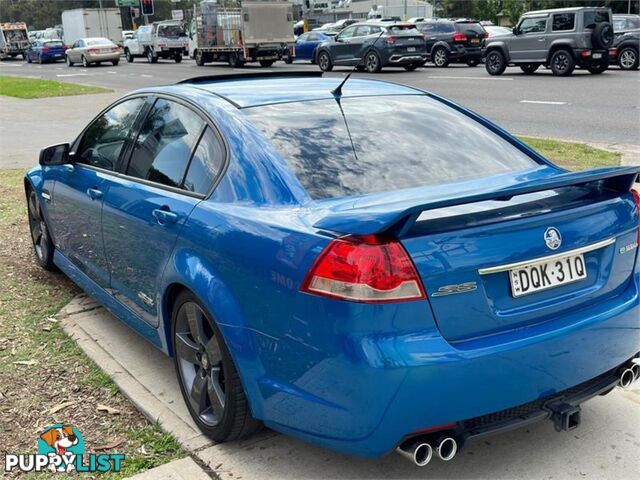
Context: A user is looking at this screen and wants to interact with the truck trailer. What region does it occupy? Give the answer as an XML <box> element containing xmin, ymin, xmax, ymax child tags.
<box><xmin>191</xmin><ymin>0</ymin><xmax>294</xmax><ymax>67</ymax></box>
<box><xmin>0</xmin><ymin>22</ymin><xmax>30</xmax><ymax>60</ymax></box>
<box><xmin>61</xmin><ymin>8</ymin><xmax>123</xmax><ymax>47</ymax></box>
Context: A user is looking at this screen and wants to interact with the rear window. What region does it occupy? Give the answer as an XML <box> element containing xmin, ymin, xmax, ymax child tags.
<box><xmin>158</xmin><ymin>25</ymin><xmax>185</xmax><ymax>38</ymax></box>
<box><xmin>386</xmin><ymin>25</ymin><xmax>420</xmax><ymax>35</ymax></box>
<box><xmin>44</xmin><ymin>41</ymin><xmax>63</xmax><ymax>47</ymax></box>
<box><xmin>245</xmin><ymin>96</ymin><xmax>539</xmax><ymax>199</ymax></box>
<box><xmin>455</xmin><ymin>22</ymin><xmax>485</xmax><ymax>34</ymax></box>
<box><xmin>584</xmin><ymin>10</ymin><xmax>611</xmax><ymax>29</ymax></box>
<box><xmin>86</xmin><ymin>38</ymin><xmax>112</xmax><ymax>46</ymax></box>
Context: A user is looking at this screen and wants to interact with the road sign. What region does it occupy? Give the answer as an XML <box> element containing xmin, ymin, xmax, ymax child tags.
<box><xmin>115</xmin><ymin>0</ymin><xmax>138</xmax><ymax>7</ymax></box>
<box><xmin>171</xmin><ymin>10</ymin><xmax>184</xmax><ymax>21</ymax></box>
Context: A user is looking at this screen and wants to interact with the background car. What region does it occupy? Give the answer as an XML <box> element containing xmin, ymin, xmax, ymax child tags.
<box><xmin>25</xmin><ymin>39</ymin><xmax>67</xmax><ymax>63</ymax></box>
<box><xmin>315</xmin><ymin>22</ymin><xmax>427</xmax><ymax>72</ymax></box>
<box><xmin>284</xmin><ymin>31</ymin><xmax>333</xmax><ymax>63</ymax></box>
<box><xmin>610</xmin><ymin>14</ymin><xmax>639</xmax><ymax>70</ymax></box>
<box><xmin>25</xmin><ymin>73</ymin><xmax>640</xmax><ymax>464</ymax></box>
<box><xmin>65</xmin><ymin>37</ymin><xmax>120</xmax><ymax>67</ymax></box>
<box><xmin>484</xmin><ymin>25</ymin><xmax>512</xmax><ymax>37</ymax></box>
<box><xmin>416</xmin><ymin>19</ymin><xmax>487</xmax><ymax>67</ymax></box>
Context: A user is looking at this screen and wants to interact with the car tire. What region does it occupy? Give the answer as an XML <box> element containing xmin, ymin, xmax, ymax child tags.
<box><xmin>485</xmin><ymin>50</ymin><xmax>506</xmax><ymax>75</ymax></box>
<box><xmin>618</xmin><ymin>47</ymin><xmax>639</xmax><ymax>70</ymax></box>
<box><xmin>283</xmin><ymin>50</ymin><xmax>293</xmax><ymax>64</ymax></box>
<box><xmin>195</xmin><ymin>49</ymin><xmax>207</xmax><ymax>66</ymax></box>
<box><xmin>466</xmin><ymin>59</ymin><xmax>479</xmax><ymax>67</ymax></box>
<box><xmin>37</xmin><ymin>54</ymin><xmax>43</xmax><ymax>64</ymax></box>
<box><xmin>172</xmin><ymin>291</ymin><xmax>262</xmax><ymax>442</ymax></box>
<box><xmin>317</xmin><ymin>51</ymin><xmax>333</xmax><ymax>72</ymax></box>
<box><xmin>432</xmin><ymin>47</ymin><xmax>449</xmax><ymax>67</ymax></box>
<box><xmin>147</xmin><ymin>49</ymin><xmax>157</xmax><ymax>64</ymax></box>
<box><xmin>27</xmin><ymin>54</ymin><xmax>32</xmax><ymax>63</ymax></box>
<box><xmin>112</xmin><ymin>59</ymin><xmax>119</xmax><ymax>66</ymax></box>
<box><xmin>66</xmin><ymin>55</ymin><xmax>73</xmax><ymax>67</ymax></box>
<box><xmin>125</xmin><ymin>49</ymin><xmax>134</xmax><ymax>63</ymax></box>
<box><xmin>27</xmin><ymin>189</ymin><xmax>56</xmax><ymax>271</ymax></box>
<box><xmin>404</xmin><ymin>63</ymin><xmax>419</xmax><ymax>71</ymax></box>
<box><xmin>587</xmin><ymin>62</ymin><xmax>608</xmax><ymax>74</ymax></box>
<box><xmin>364</xmin><ymin>50</ymin><xmax>382</xmax><ymax>73</ymax></box>
<box><xmin>550</xmin><ymin>49</ymin><xmax>575</xmax><ymax>76</ymax></box>
<box><xmin>82</xmin><ymin>55</ymin><xmax>90</xmax><ymax>68</ymax></box>
<box><xmin>259</xmin><ymin>60</ymin><xmax>274</xmax><ymax>67</ymax></box>
<box><xmin>520</xmin><ymin>63</ymin><xmax>539</xmax><ymax>74</ymax></box>
<box><xmin>228</xmin><ymin>53</ymin><xmax>244</xmax><ymax>68</ymax></box>
<box><xmin>175</xmin><ymin>54</ymin><xmax>183</xmax><ymax>63</ymax></box>
<box><xmin>591</xmin><ymin>22</ymin><xmax>614</xmax><ymax>50</ymax></box>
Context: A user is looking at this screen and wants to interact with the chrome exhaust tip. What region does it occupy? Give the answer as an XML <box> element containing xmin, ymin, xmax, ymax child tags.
<box><xmin>436</xmin><ymin>437</ymin><xmax>458</xmax><ymax>462</ymax></box>
<box><xmin>631</xmin><ymin>363</ymin><xmax>640</xmax><ymax>382</ymax></box>
<box><xmin>396</xmin><ymin>442</ymin><xmax>433</xmax><ymax>467</ymax></box>
<box><xmin>619</xmin><ymin>367</ymin><xmax>635</xmax><ymax>389</ymax></box>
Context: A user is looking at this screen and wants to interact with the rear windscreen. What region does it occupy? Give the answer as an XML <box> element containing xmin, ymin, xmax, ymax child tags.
<box><xmin>159</xmin><ymin>25</ymin><xmax>186</xmax><ymax>38</ymax></box>
<box><xmin>386</xmin><ymin>25</ymin><xmax>421</xmax><ymax>35</ymax></box>
<box><xmin>584</xmin><ymin>11</ymin><xmax>611</xmax><ymax>28</ymax></box>
<box><xmin>455</xmin><ymin>22</ymin><xmax>485</xmax><ymax>34</ymax></box>
<box><xmin>245</xmin><ymin>96</ymin><xmax>539</xmax><ymax>199</ymax></box>
<box><xmin>44</xmin><ymin>41</ymin><xmax>63</xmax><ymax>47</ymax></box>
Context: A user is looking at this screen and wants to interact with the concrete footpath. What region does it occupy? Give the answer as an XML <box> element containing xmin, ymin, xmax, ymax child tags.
<box><xmin>59</xmin><ymin>295</ymin><xmax>640</xmax><ymax>480</ymax></box>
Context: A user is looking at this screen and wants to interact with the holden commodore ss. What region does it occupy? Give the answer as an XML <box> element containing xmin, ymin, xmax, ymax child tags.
<box><xmin>25</xmin><ymin>72</ymin><xmax>639</xmax><ymax>466</ymax></box>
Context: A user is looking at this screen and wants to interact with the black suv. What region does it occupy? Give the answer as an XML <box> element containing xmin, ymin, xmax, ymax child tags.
<box><xmin>315</xmin><ymin>22</ymin><xmax>427</xmax><ymax>73</ymax></box>
<box><xmin>416</xmin><ymin>19</ymin><xmax>487</xmax><ymax>67</ymax></box>
<box><xmin>610</xmin><ymin>14</ymin><xmax>639</xmax><ymax>70</ymax></box>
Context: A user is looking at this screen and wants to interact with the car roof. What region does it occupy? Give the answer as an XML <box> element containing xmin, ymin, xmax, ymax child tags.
<box><xmin>172</xmin><ymin>73</ymin><xmax>423</xmax><ymax>109</ymax></box>
<box><xmin>524</xmin><ymin>6</ymin><xmax>608</xmax><ymax>16</ymax></box>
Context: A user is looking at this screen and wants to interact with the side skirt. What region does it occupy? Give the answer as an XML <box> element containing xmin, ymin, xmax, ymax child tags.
<box><xmin>54</xmin><ymin>249</ymin><xmax>164</xmax><ymax>351</ymax></box>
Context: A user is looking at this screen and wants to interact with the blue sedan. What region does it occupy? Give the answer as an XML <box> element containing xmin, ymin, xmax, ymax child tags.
<box><xmin>25</xmin><ymin>39</ymin><xmax>67</xmax><ymax>63</ymax></box>
<box><xmin>284</xmin><ymin>31</ymin><xmax>333</xmax><ymax>63</ymax></box>
<box><xmin>26</xmin><ymin>73</ymin><xmax>640</xmax><ymax>465</ymax></box>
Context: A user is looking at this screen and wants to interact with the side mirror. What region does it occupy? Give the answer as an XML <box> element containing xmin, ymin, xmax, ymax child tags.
<box><xmin>512</xmin><ymin>27</ymin><xmax>519</xmax><ymax>35</ymax></box>
<box><xmin>39</xmin><ymin>143</ymin><xmax>70</xmax><ymax>166</ymax></box>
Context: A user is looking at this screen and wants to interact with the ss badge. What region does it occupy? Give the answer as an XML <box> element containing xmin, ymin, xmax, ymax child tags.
<box><xmin>431</xmin><ymin>282</ymin><xmax>478</xmax><ymax>297</ymax></box>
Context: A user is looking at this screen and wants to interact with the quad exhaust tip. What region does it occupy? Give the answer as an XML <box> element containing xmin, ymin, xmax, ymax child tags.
<box><xmin>619</xmin><ymin>367</ymin><xmax>636</xmax><ymax>389</ymax></box>
<box><xmin>436</xmin><ymin>437</ymin><xmax>458</xmax><ymax>462</ymax></box>
<box><xmin>396</xmin><ymin>442</ymin><xmax>433</xmax><ymax>467</ymax></box>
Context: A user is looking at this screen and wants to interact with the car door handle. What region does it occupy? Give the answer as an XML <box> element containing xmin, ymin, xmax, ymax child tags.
<box><xmin>538</xmin><ymin>38</ymin><xmax>545</xmax><ymax>42</ymax></box>
<box><xmin>152</xmin><ymin>208</ymin><xmax>178</xmax><ymax>224</ymax></box>
<box><xmin>86</xmin><ymin>188</ymin><xmax>103</xmax><ymax>200</ymax></box>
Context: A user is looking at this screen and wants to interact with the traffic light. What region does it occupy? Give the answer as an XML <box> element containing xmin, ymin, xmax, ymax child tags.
<box><xmin>141</xmin><ymin>0</ymin><xmax>154</xmax><ymax>16</ymax></box>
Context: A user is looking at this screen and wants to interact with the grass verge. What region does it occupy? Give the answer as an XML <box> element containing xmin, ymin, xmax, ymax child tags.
<box><xmin>0</xmin><ymin>170</ymin><xmax>183</xmax><ymax>478</ymax></box>
<box><xmin>519</xmin><ymin>136</ymin><xmax>621</xmax><ymax>170</ymax></box>
<box><xmin>0</xmin><ymin>75</ymin><xmax>111</xmax><ymax>99</ymax></box>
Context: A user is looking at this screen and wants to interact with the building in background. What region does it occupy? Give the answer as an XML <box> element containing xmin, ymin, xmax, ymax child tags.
<box><xmin>293</xmin><ymin>0</ymin><xmax>434</xmax><ymax>23</ymax></box>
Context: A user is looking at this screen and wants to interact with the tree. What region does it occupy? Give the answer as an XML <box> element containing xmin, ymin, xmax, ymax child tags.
<box><xmin>473</xmin><ymin>0</ymin><xmax>501</xmax><ymax>23</ymax></box>
<box><xmin>441</xmin><ymin>0</ymin><xmax>475</xmax><ymax>18</ymax></box>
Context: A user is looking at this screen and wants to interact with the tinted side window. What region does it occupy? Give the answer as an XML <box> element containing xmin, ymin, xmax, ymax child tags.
<box><xmin>552</xmin><ymin>13</ymin><xmax>575</xmax><ymax>31</ymax></box>
<box><xmin>338</xmin><ymin>26</ymin><xmax>356</xmax><ymax>39</ymax></box>
<box><xmin>354</xmin><ymin>25</ymin><xmax>372</xmax><ymax>37</ymax></box>
<box><xmin>519</xmin><ymin>17</ymin><xmax>548</xmax><ymax>33</ymax></box>
<box><xmin>77</xmin><ymin>97</ymin><xmax>146</xmax><ymax>171</ymax></box>
<box><xmin>420</xmin><ymin>23</ymin><xmax>436</xmax><ymax>33</ymax></box>
<box><xmin>584</xmin><ymin>11</ymin><xmax>611</xmax><ymax>29</ymax></box>
<box><xmin>127</xmin><ymin>99</ymin><xmax>204</xmax><ymax>188</ymax></box>
<box><xmin>438</xmin><ymin>22</ymin><xmax>455</xmax><ymax>33</ymax></box>
<box><xmin>184</xmin><ymin>127</ymin><xmax>225</xmax><ymax>195</ymax></box>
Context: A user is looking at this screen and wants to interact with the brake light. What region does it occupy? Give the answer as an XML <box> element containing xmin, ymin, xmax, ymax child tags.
<box><xmin>300</xmin><ymin>235</ymin><xmax>426</xmax><ymax>303</ymax></box>
<box><xmin>386</xmin><ymin>36</ymin><xmax>396</xmax><ymax>44</ymax></box>
<box><xmin>87</xmin><ymin>48</ymin><xmax>99</xmax><ymax>53</ymax></box>
<box><xmin>41</xmin><ymin>46</ymin><xmax>50</xmax><ymax>51</ymax></box>
<box><xmin>111</xmin><ymin>46</ymin><xmax>119</xmax><ymax>52</ymax></box>
<box><xmin>453</xmin><ymin>33</ymin><xmax>467</xmax><ymax>42</ymax></box>
<box><xmin>581</xmin><ymin>50</ymin><xmax>591</xmax><ymax>58</ymax></box>
<box><xmin>632</xmin><ymin>187</ymin><xmax>640</xmax><ymax>243</ymax></box>
<box><xmin>158</xmin><ymin>43</ymin><xmax>166</xmax><ymax>48</ymax></box>
<box><xmin>62</xmin><ymin>44</ymin><xmax>68</xmax><ymax>50</ymax></box>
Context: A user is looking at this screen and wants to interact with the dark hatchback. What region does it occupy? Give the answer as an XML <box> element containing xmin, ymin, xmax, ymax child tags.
<box><xmin>417</xmin><ymin>19</ymin><xmax>487</xmax><ymax>67</ymax></box>
<box><xmin>315</xmin><ymin>22</ymin><xmax>427</xmax><ymax>72</ymax></box>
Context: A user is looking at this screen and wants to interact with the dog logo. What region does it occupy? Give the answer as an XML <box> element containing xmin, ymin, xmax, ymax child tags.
<box><xmin>544</xmin><ymin>227</ymin><xmax>562</xmax><ymax>250</ymax></box>
<box><xmin>39</xmin><ymin>425</ymin><xmax>80</xmax><ymax>457</ymax></box>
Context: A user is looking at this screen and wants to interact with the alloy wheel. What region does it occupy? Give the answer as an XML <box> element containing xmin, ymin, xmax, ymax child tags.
<box><xmin>318</xmin><ymin>52</ymin><xmax>329</xmax><ymax>70</ymax></box>
<box><xmin>365</xmin><ymin>52</ymin><xmax>379</xmax><ymax>72</ymax></box>
<box><xmin>620</xmin><ymin>49</ymin><xmax>636</xmax><ymax>69</ymax></box>
<box><xmin>487</xmin><ymin>53</ymin><xmax>502</xmax><ymax>72</ymax></box>
<box><xmin>553</xmin><ymin>53</ymin><xmax>569</xmax><ymax>73</ymax></box>
<box><xmin>28</xmin><ymin>192</ymin><xmax>47</xmax><ymax>262</ymax></box>
<box><xmin>175</xmin><ymin>301</ymin><xmax>226</xmax><ymax>427</ymax></box>
<box><xmin>434</xmin><ymin>49</ymin><xmax>447</xmax><ymax>67</ymax></box>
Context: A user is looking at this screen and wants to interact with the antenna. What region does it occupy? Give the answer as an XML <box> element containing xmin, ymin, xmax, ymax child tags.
<box><xmin>331</xmin><ymin>26</ymin><xmax>387</xmax><ymax>98</ymax></box>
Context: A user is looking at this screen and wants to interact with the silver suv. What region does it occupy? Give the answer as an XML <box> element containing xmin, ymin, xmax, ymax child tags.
<box><xmin>483</xmin><ymin>7</ymin><xmax>614</xmax><ymax>76</ymax></box>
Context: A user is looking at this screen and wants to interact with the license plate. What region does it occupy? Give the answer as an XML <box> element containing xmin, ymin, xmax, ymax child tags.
<box><xmin>509</xmin><ymin>253</ymin><xmax>587</xmax><ymax>298</ymax></box>
<box><xmin>407</xmin><ymin>47</ymin><xmax>416</xmax><ymax>52</ymax></box>
<box><xmin>471</xmin><ymin>38</ymin><xmax>480</xmax><ymax>45</ymax></box>
<box><xmin>593</xmin><ymin>53</ymin><xmax>602</xmax><ymax>59</ymax></box>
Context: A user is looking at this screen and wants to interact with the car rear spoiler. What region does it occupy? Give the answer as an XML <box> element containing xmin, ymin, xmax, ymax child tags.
<box><xmin>312</xmin><ymin>166</ymin><xmax>640</xmax><ymax>236</ymax></box>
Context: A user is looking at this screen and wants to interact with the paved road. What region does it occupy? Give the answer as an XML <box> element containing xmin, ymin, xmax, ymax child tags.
<box><xmin>1</xmin><ymin>56</ymin><xmax>638</xmax><ymax>146</ymax></box>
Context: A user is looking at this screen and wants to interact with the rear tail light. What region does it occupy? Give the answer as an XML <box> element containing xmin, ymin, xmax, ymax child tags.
<box><xmin>158</xmin><ymin>43</ymin><xmax>167</xmax><ymax>48</ymax></box>
<box><xmin>632</xmin><ymin>187</ymin><xmax>640</xmax><ymax>243</ymax></box>
<box><xmin>483</xmin><ymin>32</ymin><xmax>489</xmax><ymax>39</ymax></box>
<box><xmin>42</xmin><ymin>46</ymin><xmax>50</xmax><ymax>51</ymax></box>
<box><xmin>111</xmin><ymin>46</ymin><xmax>119</xmax><ymax>52</ymax></box>
<box><xmin>609</xmin><ymin>48</ymin><xmax>617</xmax><ymax>56</ymax></box>
<box><xmin>300</xmin><ymin>235</ymin><xmax>426</xmax><ymax>303</ymax></box>
<box><xmin>88</xmin><ymin>48</ymin><xmax>99</xmax><ymax>53</ymax></box>
<box><xmin>581</xmin><ymin>50</ymin><xmax>591</xmax><ymax>58</ymax></box>
<box><xmin>62</xmin><ymin>44</ymin><xmax>68</xmax><ymax>50</ymax></box>
<box><xmin>453</xmin><ymin>33</ymin><xmax>467</xmax><ymax>42</ymax></box>
<box><xmin>386</xmin><ymin>36</ymin><xmax>396</xmax><ymax>44</ymax></box>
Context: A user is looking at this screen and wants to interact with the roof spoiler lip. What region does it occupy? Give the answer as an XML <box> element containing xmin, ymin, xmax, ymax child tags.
<box><xmin>177</xmin><ymin>71</ymin><xmax>324</xmax><ymax>85</ymax></box>
<box><xmin>312</xmin><ymin>166</ymin><xmax>640</xmax><ymax>236</ymax></box>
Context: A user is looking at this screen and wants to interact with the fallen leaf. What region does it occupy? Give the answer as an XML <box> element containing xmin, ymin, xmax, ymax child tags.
<box><xmin>95</xmin><ymin>439</ymin><xmax>124</xmax><ymax>451</ymax></box>
<box><xmin>13</xmin><ymin>359</ymin><xmax>37</xmax><ymax>366</ymax></box>
<box><xmin>41</xmin><ymin>326</ymin><xmax>52</xmax><ymax>332</ymax></box>
<box><xmin>97</xmin><ymin>404</ymin><xmax>121</xmax><ymax>415</ymax></box>
<box><xmin>49</xmin><ymin>401</ymin><xmax>75</xmax><ymax>415</ymax></box>
<box><xmin>46</xmin><ymin>317</ymin><xmax>58</xmax><ymax>323</ymax></box>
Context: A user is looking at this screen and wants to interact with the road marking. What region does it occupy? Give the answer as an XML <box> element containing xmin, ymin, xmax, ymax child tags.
<box><xmin>520</xmin><ymin>100</ymin><xmax>567</xmax><ymax>105</ymax></box>
<box><xmin>427</xmin><ymin>75</ymin><xmax>513</xmax><ymax>81</ymax></box>
<box><xmin>56</xmin><ymin>73</ymin><xmax>88</xmax><ymax>77</ymax></box>
<box><xmin>107</xmin><ymin>71</ymin><xmax>118</xmax><ymax>74</ymax></box>
<box><xmin>140</xmin><ymin>74</ymin><xmax>153</xmax><ymax>78</ymax></box>
<box><xmin>0</xmin><ymin>63</ymin><xmax>22</xmax><ymax>67</ymax></box>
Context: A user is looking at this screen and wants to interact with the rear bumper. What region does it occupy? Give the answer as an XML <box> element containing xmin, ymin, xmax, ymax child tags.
<box><xmin>386</xmin><ymin>53</ymin><xmax>427</xmax><ymax>65</ymax></box>
<box><xmin>575</xmin><ymin>49</ymin><xmax>609</xmax><ymax>66</ymax></box>
<box><xmin>449</xmin><ymin>45</ymin><xmax>482</xmax><ymax>61</ymax></box>
<box><xmin>260</xmin><ymin>272</ymin><xmax>640</xmax><ymax>458</ymax></box>
<box><xmin>85</xmin><ymin>52</ymin><xmax>120</xmax><ymax>63</ymax></box>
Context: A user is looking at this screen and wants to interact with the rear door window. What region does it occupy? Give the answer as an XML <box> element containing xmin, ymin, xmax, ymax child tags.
<box><xmin>127</xmin><ymin>99</ymin><xmax>204</xmax><ymax>188</ymax></box>
<box><xmin>183</xmin><ymin>127</ymin><xmax>225</xmax><ymax>195</ymax></box>
<box><xmin>552</xmin><ymin>13</ymin><xmax>575</xmax><ymax>31</ymax></box>
<box><xmin>519</xmin><ymin>17</ymin><xmax>548</xmax><ymax>34</ymax></box>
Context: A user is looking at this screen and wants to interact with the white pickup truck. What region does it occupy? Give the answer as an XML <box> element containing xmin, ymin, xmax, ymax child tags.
<box><xmin>124</xmin><ymin>21</ymin><xmax>189</xmax><ymax>63</ymax></box>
